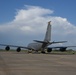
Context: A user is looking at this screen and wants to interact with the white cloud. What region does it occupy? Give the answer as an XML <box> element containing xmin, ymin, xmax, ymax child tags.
<box><xmin>14</xmin><ymin>5</ymin><xmax>53</xmax><ymax>22</ymax></box>
<box><xmin>0</xmin><ymin>5</ymin><xmax>76</xmax><ymax>46</ymax></box>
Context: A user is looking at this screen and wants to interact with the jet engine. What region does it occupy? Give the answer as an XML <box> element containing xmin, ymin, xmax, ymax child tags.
<box><xmin>5</xmin><ymin>46</ymin><xmax>10</xmax><ymax>51</ymax></box>
<box><xmin>16</xmin><ymin>47</ymin><xmax>21</xmax><ymax>52</ymax></box>
<box><xmin>60</xmin><ymin>47</ymin><xmax>67</xmax><ymax>52</ymax></box>
<box><xmin>47</xmin><ymin>48</ymin><xmax>52</xmax><ymax>52</ymax></box>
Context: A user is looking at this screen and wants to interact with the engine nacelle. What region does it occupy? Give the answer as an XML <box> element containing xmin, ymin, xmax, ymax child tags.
<box><xmin>16</xmin><ymin>47</ymin><xmax>21</xmax><ymax>52</ymax></box>
<box><xmin>60</xmin><ymin>47</ymin><xmax>67</xmax><ymax>52</ymax></box>
<box><xmin>47</xmin><ymin>48</ymin><xmax>52</xmax><ymax>52</ymax></box>
<box><xmin>5</xmin><ymin>46</ymin><xmax>10</xmax><ymax>51</ymax></box>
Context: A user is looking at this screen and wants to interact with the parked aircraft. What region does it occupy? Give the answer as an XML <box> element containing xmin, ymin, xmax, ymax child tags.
<box><xmin>0</xmin><ymin>21</ymin><xmax>75</xmax><ymax>53</ymax></box>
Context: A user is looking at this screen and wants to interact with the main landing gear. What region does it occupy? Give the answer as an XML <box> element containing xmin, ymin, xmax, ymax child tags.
<box><xmin>41</xmin><ymin>51</ymin><xmax>46</xmax><ymax>54</ymax></box>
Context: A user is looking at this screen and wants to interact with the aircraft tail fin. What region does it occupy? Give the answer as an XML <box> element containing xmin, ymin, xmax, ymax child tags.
<box><xmin>44</xmin><ymin>21</ymin><xmax>51</xmax><ymax>42</ymax></box>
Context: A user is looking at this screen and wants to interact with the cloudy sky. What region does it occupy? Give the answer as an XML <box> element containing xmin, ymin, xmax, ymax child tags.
<box><xmin>0</xmin><ymin>0</ymin><xmax>76</xmax><ymax>48</ymax></box>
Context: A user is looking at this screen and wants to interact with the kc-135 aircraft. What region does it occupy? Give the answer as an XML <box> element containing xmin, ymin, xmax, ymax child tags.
<box><xmin>0</xmin><ymin>21</ymin><xmax>75</xmax><ymax>53</ymax></box>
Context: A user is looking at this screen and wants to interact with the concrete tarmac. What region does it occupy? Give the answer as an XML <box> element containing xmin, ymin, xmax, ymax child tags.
<box><xmin>0</xmin><ymin>51</ymin><xmax>76</xmax><ymax>75</ymax></box>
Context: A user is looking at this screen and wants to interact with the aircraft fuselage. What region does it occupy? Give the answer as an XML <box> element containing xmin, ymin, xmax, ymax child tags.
<box><xmin>27</xmin><ymin>43</ymin><xmax>42</xmax><ymax>50</ymax></box>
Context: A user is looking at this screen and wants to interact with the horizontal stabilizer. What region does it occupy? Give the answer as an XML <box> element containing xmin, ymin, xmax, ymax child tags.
<box><xmin>49</xmin><ymin>41</ymin><xmax>67</xmax><ymax>44</ymax></box>
<box><xmin>33</xmin><ymin>40</ymin><xmax>47</xmax><ymax>43</ymax></box>
<box><xmin>34</xmin><ymin>40</ymin><xmax>67</xmax><ymax>44</ymax></box>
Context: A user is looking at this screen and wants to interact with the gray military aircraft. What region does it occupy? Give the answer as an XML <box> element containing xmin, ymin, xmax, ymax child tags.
<box><xmin>0</xmin><ymin>21</ymin><xmax>75</xmax><ymax>53</ymax></box>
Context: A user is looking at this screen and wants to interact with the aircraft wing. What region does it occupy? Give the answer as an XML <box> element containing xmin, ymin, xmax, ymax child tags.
<box><xmin>0</xmin><ymin>44</ymin><xmax>31</xmax><ymax>50</ymax></box>
<box><xmin>49</xmin><ymin>46</ymin><xmax>76</xmax><ymax>48</ymax></box>
<box><xmin>47</xmin><ymin>46</ymin><xmax>76</xmax><ymax>52</ymax></box>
